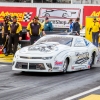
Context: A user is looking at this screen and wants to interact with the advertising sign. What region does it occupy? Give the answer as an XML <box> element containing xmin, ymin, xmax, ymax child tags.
<box><xmin>83</xmin><ymin>6</ymin><xmax>100</xmax><ymax>26</ymax></box>
<box><xmin>0</xmin><ymin>6</ymin><xmax>36</xmax><ymax>27</ymax></box>
<box><xmin>38</xmin><ymin>8</ymin><xmax>81</xmax><ymax>28</ymax></box>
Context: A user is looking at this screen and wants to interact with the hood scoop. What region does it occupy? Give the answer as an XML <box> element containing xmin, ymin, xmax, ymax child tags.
<box><xmin>28</xmin><ymin>42</ymin><xmax>59</xmax><ymax>52</ymax></box>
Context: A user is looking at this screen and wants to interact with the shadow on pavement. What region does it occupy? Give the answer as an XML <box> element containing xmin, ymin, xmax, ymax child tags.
<box><xmin>13</xmin><ymin>71</ymin><xmax>65</xmax><ymax>77</ymax></box>
<box><xmin>12</xmin><ymin>67</ymin><xmax>98</xmax><ymax>77</ymax></box>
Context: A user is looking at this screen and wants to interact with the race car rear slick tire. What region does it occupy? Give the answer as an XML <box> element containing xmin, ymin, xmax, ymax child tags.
<box><xmin>90</xmin><ymin>52</ymin><xmax>95</xmax><ymax>68</ymax></box>
<box><xmin>63</xmin><ymin>59</ymin><xmax>68</xmax><ymax>73</ymax></box>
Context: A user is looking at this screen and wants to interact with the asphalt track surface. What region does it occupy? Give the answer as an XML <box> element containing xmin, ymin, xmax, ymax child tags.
<box><xmin>0</xmin><ymin>63</ymin><xmax>100</xmax><ymax>100</ymax></box>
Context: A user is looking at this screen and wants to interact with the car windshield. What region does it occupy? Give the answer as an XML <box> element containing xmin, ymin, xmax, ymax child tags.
<box><xmin>35</xmin><ymin>36</ymin><xmax>73</xmax><ymax>46</ymax></box>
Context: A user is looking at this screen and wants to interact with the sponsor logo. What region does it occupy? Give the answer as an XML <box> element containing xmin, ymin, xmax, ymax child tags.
<box><xmin>71</xmin><ymin>66</ymin><xmax>74</xmax><ymax>69</ymax></box>
<box><xmin>74</xmin><ymin>66</ymin><xmax>88</xmax><ymax>71</ymax></box>
<box><xmin>0</xmin><ymin>7</ymin><xmax>36</xmax><ymax>26</ymax></box>
<box><xmin>0</xmin><ymin>11</ymin><xmax>33</xmax><ymax>22</ymax></box>
<box><xmin>75</xmin><ymin>52</ymin><xmax>89</xmax><ymax>64</ymax></box>
<box><xmin>53</xmin><ymin>67</ymin><xmax>59</xmax><ymax>70</ymax></box>
<box><xmin>90</xmin><ymin>11</ymin><xmax>100</xmax><ymax>21</ymax></box>
<box><xmin>55</xmin><ymin>61</ymin><xmax>63</xmax><ymax>66</ymax></box>
<box><xmin>0</xmin><ymin>11</ymin><xmax>24</xmax><ymax>21</ymax></box>
<box><xmin>91</xmin><ymin>11</ymin><xmax>100</xmax><ymax>17</ymax></box>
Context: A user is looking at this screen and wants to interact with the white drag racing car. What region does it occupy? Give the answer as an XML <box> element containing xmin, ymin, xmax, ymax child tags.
<box><xmin>12</xmin><ymin>35</ymin><xmax>98</xmax><ymax>73</ymax></box>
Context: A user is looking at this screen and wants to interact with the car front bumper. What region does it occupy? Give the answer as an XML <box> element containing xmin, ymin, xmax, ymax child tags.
<box><xmin>12</xmin><ymin>59</ymin><xmax>63</xmax><ymax>72</ymax></box>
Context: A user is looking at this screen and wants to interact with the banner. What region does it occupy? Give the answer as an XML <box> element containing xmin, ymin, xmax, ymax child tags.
<box><xmin>83</xmin><ymin>6</ymin><xmax>100</xmax><ymax>26</ymax></box>
<box><xmin>38</xmin><ymin>8</ymin><xmax>81</xmax><ymax>28</ymax></box>
<box><xmin>0</xmin><ymin>7</ymin><xmax>36</xmax><ymax>27</ymax></box>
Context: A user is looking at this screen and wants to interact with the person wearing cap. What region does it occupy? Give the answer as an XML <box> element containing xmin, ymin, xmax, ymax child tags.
<box><xmin>73</xmin><ymin>17</ymin><xmax>80</xmax><ymax>35</ymax></box>
<box><xmin>7</xmin><ymin>15</ymin><xmax>13</xmax><ymax>22</ymax></box>
<box><xmin>68</xmin><ymin>19</ymin><xmax>73</xmax><ymax>32</ymax></box>
<box><xmin>5</xmin><ymin>16</ymin><xmax>22</xmax><ymax>56</ymax></box>
<box><xmin>89</xmin><ymin>18</ymin><xmax>100</xmax><ymax>47</ymax></box>
<box><xmin>2</xmin><ymin>16</ymin><xmax>11</xmax><ymax>54</ymax></box>
<box><xmin>27</xmin><ymin>16</ymin><xmax>46</xmax><ymax>44</ymax></box>
<box><xmin>43</xmin><ymin>17</ymin><xmax>53</xmax><ymax>32</ymax></box>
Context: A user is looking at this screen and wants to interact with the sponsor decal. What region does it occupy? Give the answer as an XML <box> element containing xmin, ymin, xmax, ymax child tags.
<box><xmin>71</xmin><ymin>66</ymin><xmax>74</xmax><ymax>69</ymax></box>
<box><xmin>75</xmin><ymin>52</ymin><xmax>89</xmax><ymax>64</ymax></box>
<box><xmin>0</xmin><ymin>7</ymin><xmax>36</xmax><ymax>26</ymax></box>
<box><xmin>55</xmin><ymin>61</ymin><xmax>63</xmax><ymax>66</ymax></box>
<box><xmin>0</xmin><ymin>11</ymin><xmax>24</xmax><ymax>21</ymax></box>
<box><xmin>74</xmin><ymin>66</ymin><xmax>88</xmax><ymax>71</ymax></box>
<box><xmin>38</xmin><ymin>8</ymin><xmax>81</xmax><ymax>28</ymax></box>
<box><xmin>88</xmin><ymin>65</ymin><xmax>90</xmax><ymax>69</ymax></box>
<box><xmin>53</xmin><ymin>67</ymin><xmax>59</xmax><ymax>70</ymax></box>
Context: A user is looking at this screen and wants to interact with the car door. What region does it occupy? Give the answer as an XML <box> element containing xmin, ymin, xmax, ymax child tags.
<box><xmin>83</xmin><ymin>38</ymin><xmax>95</xmax><ymax>64</ymax></box>
<box><xmin>73</xmin><ymin>37</ymin><xmax>89</xmax><ymax>65</ymax></box>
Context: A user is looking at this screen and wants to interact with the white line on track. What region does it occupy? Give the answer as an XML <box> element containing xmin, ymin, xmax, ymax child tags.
<box><xmin>63</xmin><ymin>86</ymin><xmax>100</xmax><ymax>100</ymax></box>
<box><xmin>0</xmin><ymin>65</ymin><xmax>8</xmax><ymax>67</ymax></box>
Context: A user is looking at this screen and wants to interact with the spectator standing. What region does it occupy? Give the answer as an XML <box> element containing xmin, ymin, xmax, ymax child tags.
<box><xmin>5</xmin><ymin>16</ymin><xmax>22</xmax><ymax>56</ymax></box>
<box><xmin>8</xmin><ymin>15</ymin><xmax>13</xmax><ymax>22</ymax></box>
<box><xmin>68</xmin><ymin>19</ymin><xmax>73</xmax><ymax>32</ymax></box>
<box><xmin>2</xmin><ymin>16</ymin><xmax>10</xmax><ymax>54</ymax></box>
<box><xmin>27</xmin><ymin>16</ymin><xmax>46</xmax><ymax>45</ymax></box>
<box><xmin>89</xmin><ymin>18</ymin><xmax>100</xmax><ymax>47</ymax></box>
<box><xmin>43</xmin><ymin>17</ymin><xmax>53</xmax><ymax>31</ymax></box>
<box><xmin>73</xmin><ymin>17</ymin><xmax>80</xmax><ymax>35</ymax></box>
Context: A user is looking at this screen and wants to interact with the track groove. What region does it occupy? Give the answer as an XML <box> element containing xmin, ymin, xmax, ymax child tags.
<box><xmin>0</xmin><ymin>65</ymin><xmax>100</xmax><ymax>100</ymax></box>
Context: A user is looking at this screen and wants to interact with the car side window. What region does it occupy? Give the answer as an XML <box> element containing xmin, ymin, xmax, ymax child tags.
<box><xmin>84</xmin><ymin>39</ymin><xmax>90</xmax><ymax>46</ymax></box>
<box><xmin>74</xmin><ymin>38</ymin><xmax>86</xmax><ymax>47</ymax></box>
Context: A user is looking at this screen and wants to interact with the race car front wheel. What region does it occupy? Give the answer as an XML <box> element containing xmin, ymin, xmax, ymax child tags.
<box><xmin>90</xmin><ymin>52</ymin><xmax>95</xmax><ymax>68</ymax></box>
<box><xmin>63</xmin><ymin>59</ymin><xmax>68</xmax><ymax>73</ymax></box>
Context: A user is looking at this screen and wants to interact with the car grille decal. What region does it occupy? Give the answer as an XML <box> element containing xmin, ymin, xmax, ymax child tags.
<box><xmin>20</xmin><ymin>56</ymin><xmax>42</xmax><ymax>59</ymax></box>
